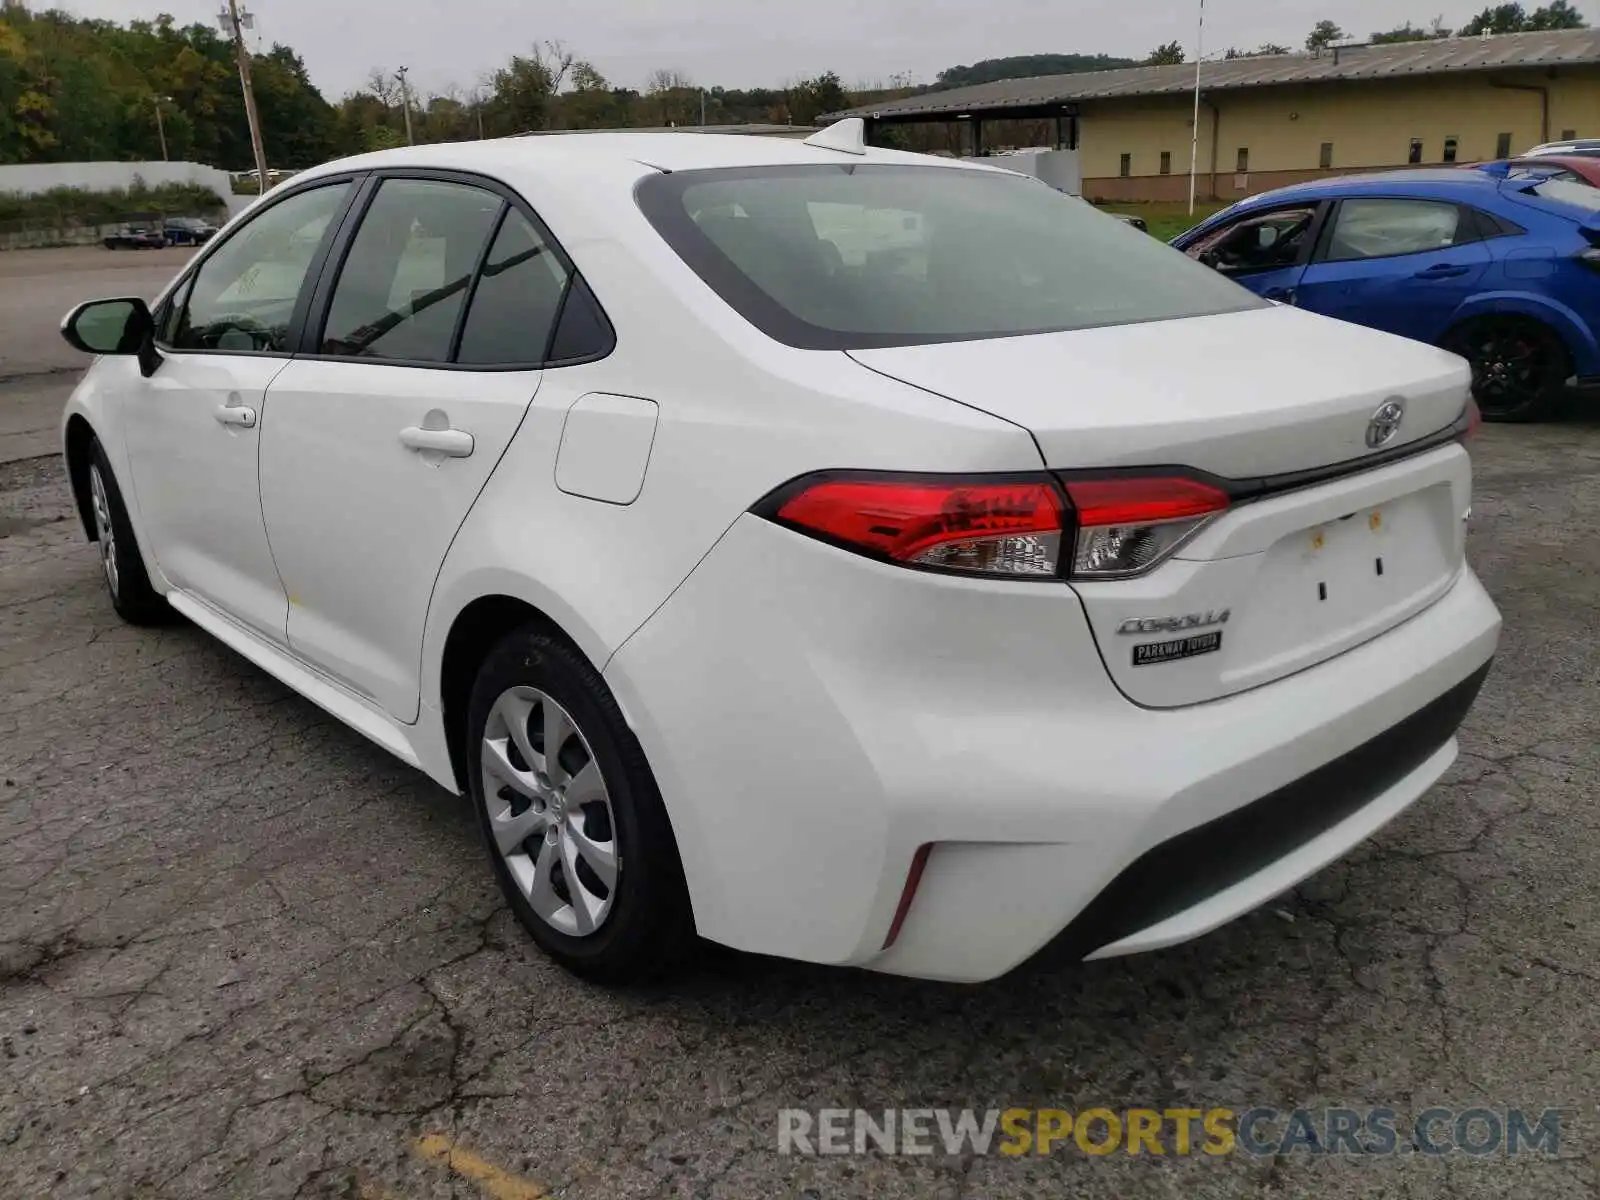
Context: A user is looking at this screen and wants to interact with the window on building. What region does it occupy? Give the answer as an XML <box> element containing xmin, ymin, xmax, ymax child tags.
<box><xmin>1236</xmin><ymin>147</ymin><xmax>1249</xmax><ymax>173</ymax></box>
<box><xmin>1319</xmin><ymin>142</ymin><xmax>1333</xmax><ymax>169</ymax></box>
<box><xmin>1496</xmin><ymin>132</ymin><xmax>1513</xmax><ymax>158</ymax></box>
<box><xmin>1443</xmin><ymin>137</ymin><xmax>1459</xmax><ymax>164</ymax></box>
<box><xmin>1159</xmin><ymin>150</ymin><xmax>1172</xmax><ymax>175</ymax></box>
<box><xmin>1408</xmin><ymin>139</ymin><xmax>1424</xmax><ymax>164</ymax></box>
<box><xmin>1561</xmin><ymin>128</ymin><xmax>1577</xmax><ymax>140</ymax></box>
<box><xmin>1119</xmin><ymin>153</ymin><xmax>1131</xmax><ymax>178</ymax></box>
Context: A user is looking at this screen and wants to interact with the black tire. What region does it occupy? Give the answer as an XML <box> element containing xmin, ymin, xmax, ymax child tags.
<box><xmin>86</xmin><ymin>437</ymin><xmax>168</xmax><ymax>625</ymax></box>
<box><xmin>466</xmin><ymin>626</ymin><xmax>695</xmax><ymax>983</ymax></box>
<box><xmin>1443</xmin><ymin>315</ymin><xmax>1568</xmax><ymax>423</ymax></box>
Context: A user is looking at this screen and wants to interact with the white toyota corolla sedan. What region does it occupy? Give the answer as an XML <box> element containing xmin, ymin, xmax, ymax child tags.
<box><xmin>58</xmin><ymin>122</ymin><xmax>1500</xmax><ymax>984</ymax></box>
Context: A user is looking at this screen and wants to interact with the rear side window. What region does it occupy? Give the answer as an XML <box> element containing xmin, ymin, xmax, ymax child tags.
<box><xmin>321</xmin><ymin>178</ymin><xmax>501</xmax><ymax>363</ymax></box>
<box><xmin>636</xmin><ymin>164</ymin><xmax>1263</xmax><ymax>350</ymax></box>
<box><xmin>1323</xmin><ymin>198</ymin><xmax>1461</xmax><ymax>262</ymax></box>
<box><xmin>456</xmin><ymin>210</ymin><xmax>570</xmax><ymax>365</ymax></box>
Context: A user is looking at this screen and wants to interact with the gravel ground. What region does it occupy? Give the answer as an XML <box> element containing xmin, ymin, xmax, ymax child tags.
<box><xmin>1</xmin><ymin>415</ymin><xmax>1597</xmax><ymax>1199</ymax></box>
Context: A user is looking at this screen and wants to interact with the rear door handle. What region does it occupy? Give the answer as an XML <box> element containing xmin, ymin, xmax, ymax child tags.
<box><xmin>399</xmin><ymin>426</ymin><xmax>474</xmax><ymax>458</ymax></box>
<box><xmin>1415</xmin><ymin>263</ymin><xmax>1469</xmax><ymax>278</ymax></box>
<box><xmin>214</xmin><ymin>403</ymin><xmax>257</xmax><ymax>428</ymax></box>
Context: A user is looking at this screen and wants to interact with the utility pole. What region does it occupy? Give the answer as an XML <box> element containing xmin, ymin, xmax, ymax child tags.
<box><xmin>218</xmin><ymin>1</ymin><xmax>269</xmax><ymax>192</ymax></box>
<box><xmin>152</xmin><ymin>95</ymin><xmax>170</xmax><ymax>161</ymax></box>
<box><xmin>1187</xmin><ymin>0</ymin><xmax>1204</xmax><ymax>216</ymax></box>
<box><xmin>396</xmin><ymin>66</ymin><xmax>415</xmax><ymax>144</ymax></box>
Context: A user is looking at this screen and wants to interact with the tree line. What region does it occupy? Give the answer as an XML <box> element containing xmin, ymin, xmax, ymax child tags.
<box><xmin>1143</xmin><ymin>3</ymin><xmax>1584</xmax><ymax>64</ymax></box>
<box><xmin>0</xmin><ymin>5</ymin><xmax>1590</xmax><ymax>172</ymax></box>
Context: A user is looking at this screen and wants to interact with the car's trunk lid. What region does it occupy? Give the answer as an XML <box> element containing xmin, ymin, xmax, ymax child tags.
<box><xmin>848</xmin><ymin>305</ymin><xmax>1469</xmax><ymax>479</ymax></box>
<box><xmin>849</xmin><ymin>305</ymin><xmax>1474</xmax><ymax>707</ymax></box>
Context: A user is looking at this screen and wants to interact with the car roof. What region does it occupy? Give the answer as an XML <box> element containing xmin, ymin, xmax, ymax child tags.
<box><xmin>288</xmin><ymin>131</ymin><xmax>1010</xmax><ymax>187</ymax></box>
<box><xmin>1226</xmin><ymin>168</ymin><xmax>1501</xmax><ymax>210</ymax></box>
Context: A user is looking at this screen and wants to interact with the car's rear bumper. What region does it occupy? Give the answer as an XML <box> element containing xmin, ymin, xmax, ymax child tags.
<box><xmin>605</xmin><ymin>514</ymin><xmax>1500</xmax><ymax>982</ymax></box>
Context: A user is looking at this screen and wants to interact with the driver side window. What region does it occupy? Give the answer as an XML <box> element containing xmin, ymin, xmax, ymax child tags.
<box><xmin>1187</xmin><ymin>205</ymin><xmax>1319</xmax><ymax>276</ymax></box>
<box><xmin>169</xmin><ymin>182</ymin><xmax>351</xmax><ymax>354</ymax></box>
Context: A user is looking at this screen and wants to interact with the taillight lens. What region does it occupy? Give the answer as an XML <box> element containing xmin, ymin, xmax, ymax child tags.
<box><xmin>1062</xmin><ymin>476</ymin><xmax>1231</xmax><ymax>578</ymax></box>
<box><xmin>757</xmin><ymin>471</ymin><xmax>1229</xmax><ymax>581</ymax></box>
<box><xmin>766</xmin><ymin>474</ymin><xmax>1066</xmax><ymax>578</ymax></box>
<box><xmin>1577</xmin><ymin>246</ymin><xmax>1600</xmax><ymax>271</ymax></box>
<box><xmin>1462</xmin><ymin>396</ymin><xmax>1482</xmax><ymax>440</ymax></box>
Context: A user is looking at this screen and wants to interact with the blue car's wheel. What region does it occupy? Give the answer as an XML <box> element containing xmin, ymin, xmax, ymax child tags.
<box><xmin>1445</xmin><ymin>316</ymin><xmax>1567</xmax><ymax>423</ymax></box>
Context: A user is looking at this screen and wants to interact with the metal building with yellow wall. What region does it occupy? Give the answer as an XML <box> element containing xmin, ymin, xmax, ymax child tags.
<box><xmin>826</xmin><ymin>29</ymin><xmax>1600</xmax><ymax>203</ymax></box>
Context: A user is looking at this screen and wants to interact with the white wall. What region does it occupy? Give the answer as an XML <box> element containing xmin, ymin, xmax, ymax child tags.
<box><xmin>0</xmin><ymin>160</ymin><xmax>232</xmax><ymax>201</ymax></box>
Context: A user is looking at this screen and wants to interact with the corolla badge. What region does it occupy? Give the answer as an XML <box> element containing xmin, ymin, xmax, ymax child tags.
<box><xmin>1117</xmin><ymin>610</ymin><xmax>1231</xmax><ymax>635</ymax></box>
<box><xmin>1365</xmin><ymin>399</ymin><xmax>1406</xmax><ymax>449</ymax></box>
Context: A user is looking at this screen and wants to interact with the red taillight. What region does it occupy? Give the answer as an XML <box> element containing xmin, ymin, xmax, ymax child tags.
<box><xmin>1462</xmin><ymin>396</ymin><xmax>1483</xmax><ymax>440</ymax></box>
<box><xmin>1062</xmin><ymin>476</ymin><xmax>1230</xmax><ymax>578</ymax></box>
<box><xmin>757</xmin><ymin>470</ymin><xmax>1230</xmax><ymax>581</ymax></box>
<box><xmin>770</xmin><ymin>475</ymin><xmax>1066</xmax><ymax>578</ymax></box>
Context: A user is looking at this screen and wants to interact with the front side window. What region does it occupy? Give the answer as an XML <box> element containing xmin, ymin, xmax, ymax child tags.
<box><xmin>321</xmin><ymin>178</ymin><xmax>502</xmax><ymax>363</ymax></box>
<box><xmin>170</xmin><ymin>182</ymin><xmax>351</xmax><ymax>353</ymax></box>
<box><xmin>1184</xmin><ymin>205</ymin><xmax>1320</xmax><ymax>275</ymax></box>
<box><xmin>1323</xmin><ymin>198</ymin><xmax>1462</xmax><ymax>262</ymax></box>
<box><xmin>455</xmin><ymin>209</ymin><xmax>571</xmax><ymax>365</ymax></box>
<box><xmin>636</xmin><ymin>165</ymin><xmax>1264</xmax><ymax>351</ymax></box>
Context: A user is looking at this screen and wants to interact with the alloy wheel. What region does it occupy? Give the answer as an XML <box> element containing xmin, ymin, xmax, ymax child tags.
<box><xmin>480</xmin><ymin>686</ymin><xmax>619</xmax><ymax>937</ymax></box>
<box><xmin>1460</xmin><ymin>321</ymin><xmax>1554</xmax><ymax>419</ymax></box>
<box><xmin>89</xmin><ymin>465</ymin><xmax>119</xmax><ymax>598</ymax></box>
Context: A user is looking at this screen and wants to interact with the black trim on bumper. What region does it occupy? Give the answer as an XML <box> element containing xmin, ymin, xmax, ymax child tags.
<box><xmin>1055</xmin><ymin>659</ymin><xmax>1493</xmax><ymax>959</ymax></box>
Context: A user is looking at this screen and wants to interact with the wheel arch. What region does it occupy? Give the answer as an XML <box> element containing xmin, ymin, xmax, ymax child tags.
<box><xmin>435</xmin><ymin>592</ymin><xmax>598</xmax><ymax>796</ymax></box>
<box><xmin>63</xmin><ymin>414</ymin><xmax>99</xmax><ymax>541</ymax></box>
<box><xmin>1444</xmin><ymin>291</ymin><xmax>1594</xmax><ymax>376</ymax></box>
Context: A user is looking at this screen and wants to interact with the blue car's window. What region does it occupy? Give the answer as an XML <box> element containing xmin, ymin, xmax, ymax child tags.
<box><xmin>1527</xmin><ymin>177</ymin><xmax>1600</xmax><ymax>213</ymax></box>
<box><xmin>1182</xmin><ymin>205</ymin><xmax>1319</xmax><ymax>276</ymax></box>
<box><xmin>1324</xmin><ymin>199</ymin><xmax>1461</xmax><ymax>262</ymax></box>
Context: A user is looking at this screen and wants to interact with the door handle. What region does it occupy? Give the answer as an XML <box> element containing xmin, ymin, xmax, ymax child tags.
<box><xmin>1263</xmin><ymin>287</ymin><xmax>1297</xmax><ymax>305</ymax></box>
<box><xmin>399</xmin><ymin>425</ymin><xmax>474</xmax><ymax>458</ymax></box>
<box><xmin>214</xmin><ymin>403</ymin><xmax>257</xmax><ymax>428</ymax></box>
<box><xmin>1415</xmin><ymin>263</ymin><xmax>1469</xmax><ymax>278</ymax></box>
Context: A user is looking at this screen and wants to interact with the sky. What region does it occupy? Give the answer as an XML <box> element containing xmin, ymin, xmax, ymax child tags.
<box><xmin>52</xmin><ymin>0</ymin><xmax>1560</xmax><ymax>100</ymax></box>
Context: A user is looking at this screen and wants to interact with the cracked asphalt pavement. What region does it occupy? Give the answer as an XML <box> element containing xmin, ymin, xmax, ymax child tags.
<box><xmin>2</xmin><ymin>405</ymin><xmax>1598</xmax><ymax>1197</ymax></box>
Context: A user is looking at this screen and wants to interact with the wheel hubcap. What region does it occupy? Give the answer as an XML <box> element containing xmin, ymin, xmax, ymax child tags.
<box><xmin>480</xmin><ymin>687</ymin><xmax>619</xmax><ymax>937</ymax></box>
<box><xmin>89</xmin><ymin>465</ymin><xmax>118</xmax><ymax>597</ymax></box>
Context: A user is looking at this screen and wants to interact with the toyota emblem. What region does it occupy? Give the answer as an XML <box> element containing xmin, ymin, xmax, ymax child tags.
<box><xmin>1365</xmin><ymin>399</ymin><xmax>1406</xmax><ymax>449</ymax></box>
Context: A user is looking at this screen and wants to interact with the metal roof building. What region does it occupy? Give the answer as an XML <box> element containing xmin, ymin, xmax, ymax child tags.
<box><xmin>822</xmin><ymin>29</ymin><xmax>1600</xmax><ymax>204</ymax></box>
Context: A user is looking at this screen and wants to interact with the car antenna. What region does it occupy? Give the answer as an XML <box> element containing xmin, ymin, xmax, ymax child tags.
<box><xmin>803</xmin><ymin>118</ymin><xmax>868</xmax><ymax>156</ymax></box>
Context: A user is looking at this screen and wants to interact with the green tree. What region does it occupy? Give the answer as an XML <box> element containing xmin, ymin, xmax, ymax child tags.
<box><xmin>1224</xmin><ymin>42</ymin><xmax>1292</xmax><ymax>57</ymax></box>
<box><xmin>1144</xmin><ymin>41</ymin><xmax>1186</xmax><ymax>65</ymax></box>
<box><xmin>786</xmin><ymin>71</ymin><xmax>848</xmax><ymax>125</ymax></box>
<box><xmin>1305</xmin><ymin>20</ymin><xmax>1346</xmax><ymax>52</ymax></box>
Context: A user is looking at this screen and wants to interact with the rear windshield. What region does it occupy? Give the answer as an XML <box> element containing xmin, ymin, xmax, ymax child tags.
<box><xmin>635</xmin><ymin>164</ymin><xmax>1265</xmax><ymax>350</ymax></box>
<box><xmin>1526</xmin><ymin>176</ymin><xmax>1600</xmax><ymax>213</ymax></box>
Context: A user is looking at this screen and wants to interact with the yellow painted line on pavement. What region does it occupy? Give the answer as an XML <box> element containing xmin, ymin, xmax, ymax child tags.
<box><xmin>412</xmin><ymin>1133</ymin><xmax>548</xmax><ymax>1200</ymax></box>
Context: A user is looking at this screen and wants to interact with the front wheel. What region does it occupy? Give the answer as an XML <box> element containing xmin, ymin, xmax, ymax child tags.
<box><xmin>87</xmin><ymin>437</ymin><xmax>167</xmax><ymax>624</ymax></box>
<box><xmin>466</xmin><ymin>627</ymin><xmax>695</xmax><ymax>983</ymax></box>
<box><xmin>1443</xmin><ymin>316</ymin><xmax>1569</xmax><ymax>423</ymax></box>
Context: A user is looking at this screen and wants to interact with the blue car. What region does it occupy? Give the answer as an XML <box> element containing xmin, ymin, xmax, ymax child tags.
<box><xmin>1172</xmin><ymin>166</ymin><xmax>1600</xmax><ymax>420</ymax></box>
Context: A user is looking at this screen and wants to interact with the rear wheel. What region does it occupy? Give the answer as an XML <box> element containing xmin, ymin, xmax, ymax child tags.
<box><xmin>1444</xmin><ymin>316</ymin><xmax>1568</xmax><ymax>423</ymax></box>
<box><xmin>466</xmin><ymin>626</ymin><xmax>695</xmax><ymax>983</ymax></box>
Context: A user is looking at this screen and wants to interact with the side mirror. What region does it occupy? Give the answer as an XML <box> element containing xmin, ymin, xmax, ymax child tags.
<box><xmin>60</xmin><ymin>297</ymin><xmax>160</xmax><ymax>377</ymax></box>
